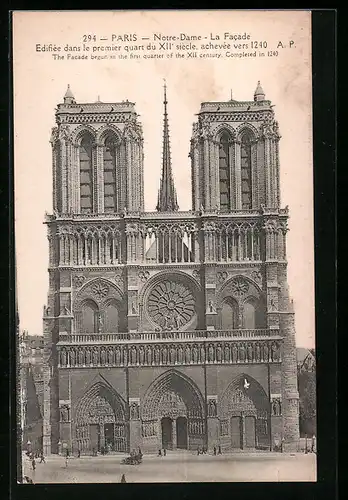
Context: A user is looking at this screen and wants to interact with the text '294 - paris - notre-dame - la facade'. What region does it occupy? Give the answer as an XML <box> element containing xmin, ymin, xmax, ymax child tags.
<box><xmin>42</xmin><ymin>81</ymin><xmax>299</xmax><ymax>456</ymax></box>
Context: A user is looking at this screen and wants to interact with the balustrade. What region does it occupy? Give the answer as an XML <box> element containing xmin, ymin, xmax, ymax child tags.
<box><xmin>58</xmin><ymin>328</ymin><xmax>279</xmax><ymax>344</ymax></box>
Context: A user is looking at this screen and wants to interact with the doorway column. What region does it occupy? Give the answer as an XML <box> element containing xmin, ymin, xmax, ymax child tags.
<box><xmin>172</xmin><ymin>418</ymin><xmax>177</xmax><ymax>450</ymax></box>
<box><xmin>241</xmin><ymin>412</ymin><xmax>246</xmax><ymax>449</ymax></box>
<box><xmin>99</xmin><ymin>422</ymin><xmax>105</xmax><ymax>450</ymax></box>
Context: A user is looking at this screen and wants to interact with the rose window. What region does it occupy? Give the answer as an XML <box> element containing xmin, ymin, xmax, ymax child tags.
<box><xmin>147</xmin><ymin>280</ymin><xmax>195</xmax><ymax>329</ymax></box>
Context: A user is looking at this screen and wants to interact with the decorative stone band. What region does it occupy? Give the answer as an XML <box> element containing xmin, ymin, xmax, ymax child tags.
<box><xmin>57</xmin><ymin>339</ymin><xmax>282</xmax><ymax>368</ymax></box>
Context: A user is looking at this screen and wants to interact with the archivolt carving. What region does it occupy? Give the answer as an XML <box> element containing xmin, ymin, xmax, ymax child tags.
<box><xmin>213</xmin><ymin>123</ymin><xmax>236</xmax><ymax>141</ymax></box>
<box><xmin>71</xmin><ymin>124</ymin><xmax>97</xmax><ymax>145</ymax></box>
<box><xmin>96</xmin><ymin>124</ymin><xmax>122</xmax><ymax>144</ymax></box>
<box><xmin>235</xmin><ymin>122</ymin><xmax>259</xmax><ymax>141</ymax></box>
<box><xmin>141</xmin><ymin>370</ymin><xmax>205</xmax><ymax>422</ymax></box>
<box><xmin>219</xmin><ymin>274</ymin><xmax>262</xmax><ymax>305</ymax></box>
<box><xmin>75</xmin><ymin>380</ymin><xmax>126</xmax><ymax>426</ymax></box>
<box><xmin>74</xmin><ymin>278</ymin><xmax>123</xmax><ymax>309</ymax></box>
<box><xmin>219</xmin><ymin>374</ymin><xmax>269</xmax><ymax>418</ymax></box>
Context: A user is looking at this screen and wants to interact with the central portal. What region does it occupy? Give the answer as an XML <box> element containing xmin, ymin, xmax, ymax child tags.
<box><xmin>161</xmin><ymin>417</ymin><xmax>173</xmax><ymax>450</ymax></box>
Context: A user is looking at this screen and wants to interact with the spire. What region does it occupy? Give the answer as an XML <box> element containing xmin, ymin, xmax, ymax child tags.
<box><xmin>64</xmin><ymin>84</ymin><xmax>75</xmax><ymax>104</ymax></box>
<box><xmin>254</xmin><ymin>81</ymin><xmax>265</xmax><ymax>102</ymax></box>
<box><xmin>156</xmin><ymin>80</ymin><xmax>179</xmax><ymax>212</ymax></box>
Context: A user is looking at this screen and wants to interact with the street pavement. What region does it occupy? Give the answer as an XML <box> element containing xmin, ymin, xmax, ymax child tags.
<box><xmin>22</xmin><ymin>450</ymin><xmax>317</xmax><ymax>483</ymax></box>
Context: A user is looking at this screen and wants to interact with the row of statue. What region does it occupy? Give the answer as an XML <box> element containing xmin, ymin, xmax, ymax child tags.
<box><xmin>142</xmin><ymin>421</ymin><xmax>157</xmax><ymax>437</ymax></box>
<box><xmin>188</xmin><ymin>420</ymin><xmax>204</xmax><ymax>435</ymax></box>
<box><xmin>220</xmin><ymin>420</ymin><xmax>229</xmax><ymax>436</ymax></box>
<box><xmin>58</xmin><ymin>341</ymin><xmax>281</xmax><ymax>367</ymax></box>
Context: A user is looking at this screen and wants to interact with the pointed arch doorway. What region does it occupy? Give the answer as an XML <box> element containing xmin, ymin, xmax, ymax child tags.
<box><xmin>142</xmin><ymin>370</ymin><xmax>205</xmax><ymax>452</ymax></box>
<box><xmin>75</xmin><ymin>381</ymin><xmax>128</xmax><ymax>454</ymax></box>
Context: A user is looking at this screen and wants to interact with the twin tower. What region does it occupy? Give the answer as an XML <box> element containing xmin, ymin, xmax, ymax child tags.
<box><xmin>42</xmin><ymin>81</ymin><xmax>299</xmax><ymax>456</ymax></box>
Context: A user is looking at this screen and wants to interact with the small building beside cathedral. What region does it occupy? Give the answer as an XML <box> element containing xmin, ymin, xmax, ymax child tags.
<box><xmin>42</xmin><ymin>82</ymin><xmax>299</xmax><ymax>456</ymax></box>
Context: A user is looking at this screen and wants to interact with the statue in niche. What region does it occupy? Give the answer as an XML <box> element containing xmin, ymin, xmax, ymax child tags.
<box><xmin>45</xmin><ymin>306</ymin><xmax>51</xmax><ymax>316</ymax></box>
<box><xmin>193</xmin><ymin>345</ymin><xmax>198</xmax><ymax>363</ymax></box>
<box><xmin>239</xmin><ymin>344</ymin><xmax>246</xmax><ymax>363</ymax></box>
<box><xmin>200</xmin><ymin>345</ymin><xmax>205</xmax><ymax>363</ymax></box>
<box><xmin>155</xmin><ymin>346</ymin><xmax>160</xmax><ymax>364</ymax></box>
<box><xmin>123</xmin><ymin>348</ymin><xmax>128</xmax><ymax>365</ymax></box>
<box><xmin>271</xmin><ymin>342</ymin><xmax>280</xmax><ymax>362</ymax></box>
<box><xmin>162</xmin><ymin>346</ymin><xmax>167</xmax><ymax>364</ymax></box>
<box><xmin>60</xmin><ymin>405</ymin><xmax>70</xmax><ymax>422</ymax></box>
<box><xmin>100</xmin><ymin>348</ymin><xmax>106</xmax><ymax>365</ymax></box>
<box><xmin>131</xmin><ymin>346</ymin><xmax>137</xmax><ymax>365</ymax></box>
<box><xmin>208</xmin><ymin>300</ymin><xmax>214</xmax><ymax>313</ymax></box>
<box><xmin>208</xmin><ymin>345</ymin><xmax>214</xmax><ymax>362</ymax></box>
<box><xmin>232</xmin><ymin>344</ymin><xmax>238</xmax><ymax>363</ymax></box>
<box><xmin>92</xmin><ymin>349</ymin><xmax>98</xmax><ymax>365</ymax></box>
<box><xmin>255</xmin><ymin>343</ymin><xmax>261</xmax><ymax>362</ymax></box>
<box><xmin>272</xmin><ymin>399</ymin><xmax>281</xmax><ymax>416</ymax></box>
<box><xmin>98</xmin><ymin>314</ymin><xmax>103</xmax><ymax>333</ymax></box>
<box><xmin>224</xmin><ymin>344</ymin><xmax>230</xmax><ymax>362</ymax></box>
<box><xmin>61</xmin><ymin>350</ymin><xmax>67</xmax><ymax>366</ymax></box>
<box><xmin>269</xmin><ymin>297</ymin><xmax>276</xmax><ymax>311</ymax></box>
<box><xmin>115</xmin><ymin>348</ymin><xmax>121</xmax><ymax>365</ymax></box>
<box><xmin>185</xmin><ymin>345</ymin><xmax>191</xmax><ymax>364</ymax></box>
<box><xmin>247</xmin><ymin>344</ymin><xmax>253</xmax><ymax>362</ymax></box>
<box><xmin>170</xmin><ymin>346</ymin><xmax>176</xmax><ymax>364</ymax></box>
<box><xmin>78</xmin><ymin>349</ymin><xmax>84</xmax><ymax>366</ymax></box>
<box><xmin>108</xmin><ymin>348</ymin><xmax>114</xmax><ymax>365</ymax></box>
<box><xmin>85</xmin><ymin>349</ymin><xmax>91</xmax><ymax>365</ymax></box>
<box><xmin>130</xmin><ymin>402</ymin><xmax>139</xmax><ymax>420</ymax></box>
<box><xmin>216</xmin><ymin>345</ymin><xmax>222</xmax><ymax>362</ymax></box>
<box><xmin>70</xmin><ymin>349</ymin><xmax>75</xmax><ymax>366</ymax></box>
<box><xmin>177</xmin><ymin>345</ymin><xmax>183</xmax><ymax>363</ymax></box>
<box><xmin>131</xmin><ymin>301</ymin><xmax>137</xmax><ymax>315</ymax></box>
<box><xmin>147</xmin><ymin>346</ymin><xmax>152</xmax><ymax>365</ymax></box>
<box><xmin>263</xmin><ymin>343</ymin><xmax>269</xmax><ymax>362</ymax></box>
<box><xmin>139</xmin><ymin>347</ymin><xmax>144</xmax><ymax>365</ymax></box>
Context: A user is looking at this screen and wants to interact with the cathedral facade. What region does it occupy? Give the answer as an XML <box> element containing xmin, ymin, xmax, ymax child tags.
<box><xmin>42</xmin><ymin>82</ymin><xmax>299</xmax><ymax>456</ymax></box>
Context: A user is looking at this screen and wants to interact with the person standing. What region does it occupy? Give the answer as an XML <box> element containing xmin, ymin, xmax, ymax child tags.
<box><xmin>158</xmin><ymin>449</ymin><xmax>162</xmax><ymax>457</ymax></box>
<box><xmin>163</xmin><ymin>448</ymin><xmax>166</xmax><ymax>457</ymax></box>
<box><xmin>218</xmin><ymin>445</ymin><xmax>222</xmax><ymax>455</ymax></box>
<box><xmin>39</xmin><ymin>451</ymin><xmax>45</xmax><ymax>463</ymax></box>
<box><xmin>213</xmin><ymin>446</ymin><xmax>216</xmax><ymax>456</ymax></box>
<box><xmin>31</xmin><ymin>458</ymin><xmax>36</xmax><ymax>471</ymax></box>
<box><xmin>121</xmin><ymin>474</ymin><xmax>126</xmax><ymax>483</ymax></box>
<box><xmin>77</xmin><ymin>449</ymin><xmax>81</xmax><ymax>458</ymax></box>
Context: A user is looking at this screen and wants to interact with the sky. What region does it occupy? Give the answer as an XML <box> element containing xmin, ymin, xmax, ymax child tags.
<box><xmin>13</xmin><ymin>10</ymin><xmax>315</xmax><ymax>348</ymax></box>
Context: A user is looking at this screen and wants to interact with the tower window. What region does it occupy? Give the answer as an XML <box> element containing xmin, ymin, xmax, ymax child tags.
<box><xmin>79</xmin><ymin>137</ymin><xmax>93</xmax><ymax>213</ymax></box>
<box><xmin>241</xmin><ymin>133</ymin><xmax>252</xmax><ymax>209</ymax></box>
<box><xmin>103</xmin><ymin>138</ymin><xmax>117</xmax><ymax>213</ymax></box>
<box><xmin>219</xmin><ymin>134</ymin><xmax>231</xmax><ymax>212</ymax></box>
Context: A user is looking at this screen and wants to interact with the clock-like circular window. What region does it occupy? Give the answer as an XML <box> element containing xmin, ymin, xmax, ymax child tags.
<box><xmin>147</xmin><ymin>280</ymin><xmax>195</xmax><ymax>330</ymax></box>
